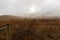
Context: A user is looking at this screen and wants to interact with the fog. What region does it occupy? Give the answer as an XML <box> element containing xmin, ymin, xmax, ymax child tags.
<box><xmin>0</xmin><ymin>0</ymin><xmax>60</xmax><ymax>18</ymax></box>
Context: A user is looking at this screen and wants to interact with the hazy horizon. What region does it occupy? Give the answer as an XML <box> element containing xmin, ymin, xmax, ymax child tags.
<box><xmin>0</xmin><ymin>0</ymin><xmax>60</xmax><ymax>18</ymax></box>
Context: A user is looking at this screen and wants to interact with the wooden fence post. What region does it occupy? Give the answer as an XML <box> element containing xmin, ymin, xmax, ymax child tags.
<box><xmin>7</xmin><ymin>24</ymin><xmax>10</xmax><ymax>40</ymax></box>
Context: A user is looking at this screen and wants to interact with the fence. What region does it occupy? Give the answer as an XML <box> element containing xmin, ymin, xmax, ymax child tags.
<box><xmin>0</xmin><ymin>24</ymin><xmax>9</xmax><ymax>40</ymax></box>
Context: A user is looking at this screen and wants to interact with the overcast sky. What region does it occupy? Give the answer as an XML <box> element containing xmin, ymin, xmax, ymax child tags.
<box><xmin>0</xmin><ymin>0</ymin><xmax>60</xmax><ymax>18</ymax></box>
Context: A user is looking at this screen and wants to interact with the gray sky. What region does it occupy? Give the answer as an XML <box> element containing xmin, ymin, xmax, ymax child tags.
<box><xmin>0</xmin><ymin>0</ymin><xmax>60</xmax><ymax>18</ymax></box>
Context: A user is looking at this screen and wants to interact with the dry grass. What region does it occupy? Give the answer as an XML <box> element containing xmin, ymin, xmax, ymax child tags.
<box><xmin>0</xmin><ymin>15</ymin><xmax>60</xmax><ymax>40</ymax></box>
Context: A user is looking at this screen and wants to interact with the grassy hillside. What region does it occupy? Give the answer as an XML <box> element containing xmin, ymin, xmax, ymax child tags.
<box><xmin>0</xmin><ymin>15</ymin><xmax>60</xmax><ymax>40</ymax></box>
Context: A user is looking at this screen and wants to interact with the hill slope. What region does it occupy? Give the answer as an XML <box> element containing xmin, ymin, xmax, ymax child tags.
<box><xmin>0</xmin><ymin>15</ymin><xmax>60</xmax><ymax>40</ymax></box>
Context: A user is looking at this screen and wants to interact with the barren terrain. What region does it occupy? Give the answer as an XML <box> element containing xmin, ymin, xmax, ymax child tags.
<box><xmin>0</xmin><ymin>15</ymin><xmax>60</xmax><ymax>40</ymax></box>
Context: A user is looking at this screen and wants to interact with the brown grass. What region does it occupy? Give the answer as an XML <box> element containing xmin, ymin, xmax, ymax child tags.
<box><xmin>0</xmin><ymin>15</ymin><xmax>60</xmax><ymax>40</ymax></box>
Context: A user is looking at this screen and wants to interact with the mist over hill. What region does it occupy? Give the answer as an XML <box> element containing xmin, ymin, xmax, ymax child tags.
<box><xmin>0</xmin><ymin>0</ymin><xmax>60</xmax><ymax>18</ymax></box>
